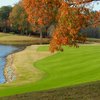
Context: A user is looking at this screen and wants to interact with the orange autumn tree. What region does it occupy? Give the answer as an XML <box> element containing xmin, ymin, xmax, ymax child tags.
<box><xmin>50</xmin><ymin>1</ymin><xmax>91</xmax><ymax>52</ymax></box>
<box><xmin>23</xmin><ymin>0</ymin><xmax>61</xmax><ymax>43</ymax></box>
<box><xmin>90</xmin><ymin>11</ymin><xmax>100</xmax><ymax>27</ymax></box>
<box><xmin>50</xmin><ymin>0</ymin><xmax>100</xmax><ymax>52</ymax></box>
<box><xmin>23</xmin><ymin>0</ymin><xmax>100</xmax><ymax>51</ymax></box>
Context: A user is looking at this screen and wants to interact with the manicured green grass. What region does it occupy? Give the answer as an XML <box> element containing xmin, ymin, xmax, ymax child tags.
<box><xmin>0</xmin><ymin>45</ymin><xmax>100</xmax><ymax>97</ymax></box>
<box><xmin>37</xmin><ymin>45</ymin><xmax>49</xmax><ymax>51</ymax></box>
<box><xmin>33</xmin><ymin>46</ymin><xmax>100</xmax><ymax>90</ymax></box>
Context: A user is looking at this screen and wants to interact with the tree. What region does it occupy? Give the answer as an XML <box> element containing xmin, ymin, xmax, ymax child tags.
<box><xmin>23</xmin><ymin>0</ymin><xmax>100</xmax><ymax>50</ymax></box>
<box><xmin>90</xmin><ymin>11</ymin><xmax>100</xmax><ymax>27</ymax></box>
<box><xmin>9</xmin><ymin>2</ymin><xmax>32</xmax><ymax>35</ymax></box>
<box><xmin>50</xmin><ymin>0</ymin><xmax>100</xmax><ymax>52</ymax></box>
<box><xmin>23</xmin><ymin>0</ymin><xmax>60</xmax><ymax>44</ymax></box>
<box><xmin>0</xmin><ymin>6</ymin><xmax>12</xmax><ymax>32</ymax></box>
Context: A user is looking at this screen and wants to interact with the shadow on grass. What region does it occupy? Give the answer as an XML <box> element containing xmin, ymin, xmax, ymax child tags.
<box><xmin>0</xmin><ymin>80</ymin><xmax>100</xmax><ymax>100</ymax></box>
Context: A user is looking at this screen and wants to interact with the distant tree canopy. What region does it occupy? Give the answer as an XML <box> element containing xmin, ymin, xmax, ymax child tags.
<box><xmin>80</xmin><ymin>26</ymin><xmax>100</xmax><ymax>38</ymax></box>
<box><xmin>81</xmin><ymin>11</ymin><xmax>100</xmax><ymax>38</ymax></box>
<box><xmin>0</xmin><ymin>6</ymin><xmax>12</xmax><ymax>20</ymax></box>
<box><xmin>9</xmin><ymin>2</ymin><xmax>32</xmax><ymax>35</ymax></box>
<box><xmin>0</xmin><ymin>6</ymin><xmax>12</xmax><ymax>32</ymax></box>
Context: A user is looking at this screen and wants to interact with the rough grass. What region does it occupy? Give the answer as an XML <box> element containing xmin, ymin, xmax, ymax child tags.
<box><xmin>0</xmin><ymin>33</ymin><xmax>37</xmax><ymax>41</ymax></box>
<box><xmin>0</xmin><ymin>45</ymin><xmax>100</xmax><ymax>99</ymax></box>
<box><xmin>0</xmin><ymin>33</ymin><xmax>49</xmax><ymax>45</ymax></box>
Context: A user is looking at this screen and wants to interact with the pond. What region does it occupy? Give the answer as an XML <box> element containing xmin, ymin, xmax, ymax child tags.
<box><xmin>0</xmin><ymin>45</ymin><xmax>19</xmax><ymax>84</ymax></box>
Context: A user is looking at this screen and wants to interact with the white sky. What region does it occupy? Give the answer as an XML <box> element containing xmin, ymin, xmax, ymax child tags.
<box><xmin>90</xmin><ymin>1</ymin><xmax>100</xmax><ymax>11</ymax></box>
<box><xmin>0</xmin><ymin>0</ymin><xmax>100</xmax><ymax>11</ymax></box>
<box><xmin>0</xmin><ymin>0</ymin><xmax>19</xmax><ymax>7</ymax></box>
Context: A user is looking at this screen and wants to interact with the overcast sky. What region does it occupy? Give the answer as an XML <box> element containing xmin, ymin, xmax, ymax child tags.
<box><xmin>0</xmin><ymin>0</ymin><xmax>19</xmax><ymax>7</ymax></box>
<box><xmin>0</xmin><ymin>0</ymin><xmax>100</xmax><ymax>11</ymax></box>
<box><xmin>90</xmin><ymin>1</ymin><xmax>100</xmax><ymax>11</ymax></box>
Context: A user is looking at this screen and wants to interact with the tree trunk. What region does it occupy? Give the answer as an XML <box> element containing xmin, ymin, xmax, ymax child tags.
<box><xmin>40</xmin><ymin>31</ymin><xmax>43</xmax><ymax>44</ymax></box>
<box><xmin>3</xmin><ymin>27</ymin><xmax>7</xmax><ymax>33</ymax></box>
<box><xmin>25</xmin><ymin>30</ymin><xmax>28</xmax><ymax>36</ymax></box>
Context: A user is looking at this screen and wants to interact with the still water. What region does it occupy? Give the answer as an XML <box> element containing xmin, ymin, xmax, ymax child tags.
<box><xmin>0</xmin><ymin>45</ymin><xmax>18</xmax><ymax>84</ymax></box>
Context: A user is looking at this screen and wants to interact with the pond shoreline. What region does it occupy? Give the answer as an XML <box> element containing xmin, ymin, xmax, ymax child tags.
<box><xmin>4</xmin><ymin>45</ymin><xmax>26</xmax><ymax>83</ymax></box>
<box><xmin>3</xmin><ymin>44</ymin><xmax>51</xmax><ymax>86</ymax></box>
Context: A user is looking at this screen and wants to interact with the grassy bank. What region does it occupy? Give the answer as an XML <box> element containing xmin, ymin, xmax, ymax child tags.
<box><xmin>0</xmin><ymin>33</ymin><xmax>49</xmax><ymax>45</ymax></box>
<box><xmin>0</xmin><ymin>45</ymin><xmax>51</xmax><ymax>97</ymax></box>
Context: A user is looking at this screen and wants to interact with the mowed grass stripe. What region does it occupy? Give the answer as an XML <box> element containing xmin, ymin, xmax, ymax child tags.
<box><xmin>38</xmin><ymin>55</ymin><xmax>99</xmax><ymax>71</ymax></box>
<box><xmin>33</xmin><ymin>46</ymin><xmax>100</xmax><ymax>90</ymax></box>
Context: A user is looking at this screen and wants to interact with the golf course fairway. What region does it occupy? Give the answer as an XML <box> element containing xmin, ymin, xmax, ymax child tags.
<box><xmin>0</xmin><ymin>45</ymin><xmax>100</xmax><ymax>97</ymax></box>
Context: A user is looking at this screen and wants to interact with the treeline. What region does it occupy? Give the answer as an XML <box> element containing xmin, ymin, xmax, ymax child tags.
<box><xmin>0</xmin><ymin>1</ymin><xmax>100</xmax><ymax>38</ymax></box>
<box><xmin>81</xmin><ymin>26</ymin><xmax>100</xmax><ymax>38</ymax></box>
<box><xmin>79</xmin><ymin>11</ymin><xmax>100</xmax><ymax>38</ymax></box>
<box><xmin>0</xmin><ymin>3</ymin><xmax>31</xmax><ymax>35</ymax></box>
<box><xmin>0</xmin><ymin>2</ymin><xmax>46</xmax><ymax>37</ymax></box>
